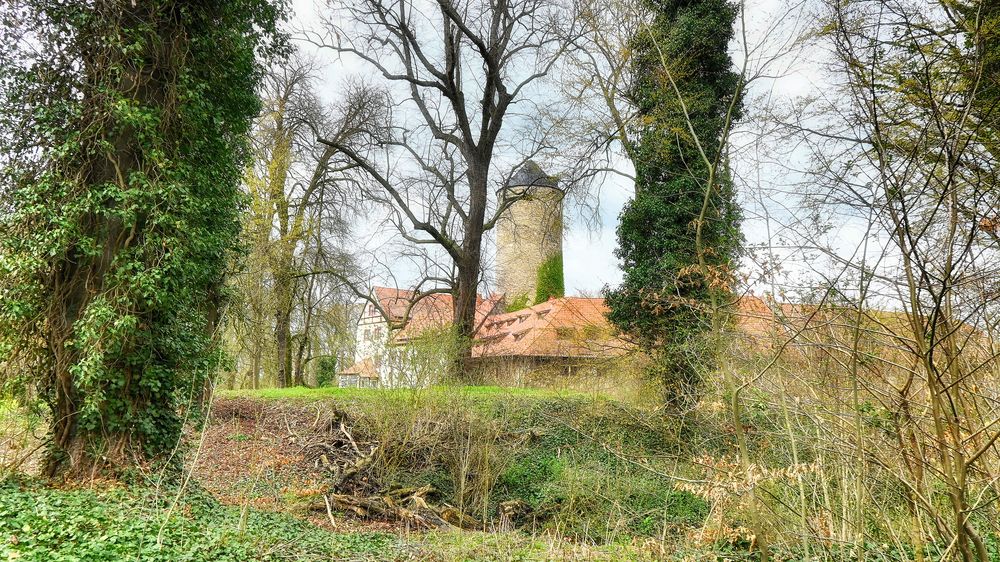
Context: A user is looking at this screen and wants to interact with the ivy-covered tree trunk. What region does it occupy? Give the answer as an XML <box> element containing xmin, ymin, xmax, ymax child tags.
<box><xmin>0</xmin><ymin>0</ymin><xmax>285</xmax><ymax>477</ymax></box>
<box><xmin>605</xmin><ymin>0</ymin><xmax>742</xmax><ymax>409</ymax></box>
<box><xmin>46</xmin><ymin>0</ymin><xmax>184</xmax><ymax>474</ymax></box>
<box><xmin>268</xmin><ymin>98</ymin><xmax>295</xmax><ymax>389</ymax></box>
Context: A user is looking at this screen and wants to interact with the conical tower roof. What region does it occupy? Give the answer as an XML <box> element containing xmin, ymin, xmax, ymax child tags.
<box><xmin>509</xmin><ymin>161</ymin><xmax>558</xmax><ymax>188</ymax></box>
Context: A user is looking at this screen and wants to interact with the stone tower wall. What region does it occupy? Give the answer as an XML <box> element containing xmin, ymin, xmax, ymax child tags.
<box><xmin>496</xmin><ymin>185</ymin><xmax>564</xmax><ymax>305</ymax></box>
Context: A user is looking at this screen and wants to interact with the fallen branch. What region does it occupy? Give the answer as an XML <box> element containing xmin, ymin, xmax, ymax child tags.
<box><xmin>313</xmin><ymin>485</ymin><xmax>481</xmax><ymax>530</ymax></box>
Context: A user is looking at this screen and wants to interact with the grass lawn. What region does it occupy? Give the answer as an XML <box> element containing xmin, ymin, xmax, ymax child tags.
<box><xmin>218</xmin><ymin>384</ymin><xmax>596</xmax><ymax>402</ymax></box>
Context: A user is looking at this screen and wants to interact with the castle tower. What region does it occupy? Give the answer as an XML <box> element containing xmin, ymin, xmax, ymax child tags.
<box><xmin>496</xmin><ymin>161</ymin><xmax>564</xmax><ymax>308</ymax></box>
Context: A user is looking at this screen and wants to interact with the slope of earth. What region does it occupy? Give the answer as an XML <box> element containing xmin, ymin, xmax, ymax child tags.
<box><xmin>192</xmin><ymin>386</ymin><xmax>714</xmax><ymax>560</ymax></box>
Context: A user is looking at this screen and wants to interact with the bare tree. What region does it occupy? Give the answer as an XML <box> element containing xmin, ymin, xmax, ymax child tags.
<box><xmin>307</xmin><ymin>0</ymin><xmax>576</xmax><ymax>358</ymax></box>
<box><xmin>232</xmin><ymin>55</ymin><xmax>368</xmax><ymax>388</ymax></box>
<box><xmin>562</xmin><ymin>0</ymin><xmax>643</xmax><ymax>172</ymax></box>
<box><xmin>818</xmin><ymin>3</ymin><xmax>1000</xmax><ymax>559</ymax></box>
<box><xmin>729</xmin><ymin>1</ymin><xmax>1000</xmax><ymax>559</ymax></box>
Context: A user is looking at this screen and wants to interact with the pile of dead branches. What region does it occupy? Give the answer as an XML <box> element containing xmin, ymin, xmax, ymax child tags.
<box><xmin>301</xmin><ymin>409</ymin><xmax>484</xmax><ymax>530</ymax></box>
<box><xmin>212</xmin><ymin>398</ymin><xmax>487</xmax><ymax>530</ymax></box>
<box><xmin>320</xmin><ymin>484</ymin><xmax>482</xmax><ymax>530</ymax></box>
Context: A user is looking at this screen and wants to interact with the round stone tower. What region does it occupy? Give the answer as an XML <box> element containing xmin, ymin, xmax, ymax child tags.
<box><xmin>495</xmin><ymin>161</ymin><xmax>564</xmax><ymax>307</ymax></box>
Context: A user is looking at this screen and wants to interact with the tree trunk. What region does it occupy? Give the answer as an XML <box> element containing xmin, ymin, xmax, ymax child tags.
<box><xmin>251</xmin><ymin>339</ymin><xmax>262</xmax><ymax>390</ymax></box>
<box><xmin>197</xmin><ymin>286</ymin><xmax>222</xmax><ymax>407</ymax></box>
<box><xmin>274</xmin><ymin>301</ymin><xmax>292</xmax><ymax>387</ymax></box>
<box><xmin>293</xmin><ymin>279</ymin><xmax>315</xmax><ymax>386</ymax></box>
<box><xmin>452</xmin><ymin>161</ymin><xmax>489</xmax><ymax>372</ymax></box>
<box><xmin>44</xmin><ymin>1</ymin><xmax>174</xmax><ymax>477</ymax></box>
<box><xmin>293</xmin><ymin>336</ymin><xmax>307</xmax><ymax>386</ymax></box>
<box><xmin>47</xmin><ymin>274</ymin><xmax>86</xmax><ymax>475</ymax></box>
<box><xmin>268</xmin><ymin>95</ymin><xmax>294</xmax><ymax>388</ymax></box>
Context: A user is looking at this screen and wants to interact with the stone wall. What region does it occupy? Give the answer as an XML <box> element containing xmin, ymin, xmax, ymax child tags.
<box><xmin>496</xmin><ymin>185</ymin><xmax>563</xmax><ymax>306</ymax></box>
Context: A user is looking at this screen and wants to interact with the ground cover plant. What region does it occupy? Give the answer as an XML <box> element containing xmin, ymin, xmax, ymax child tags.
<box><xmin>0</xmin><ymin>478</ymin><xmax>399</xmax><ymax>562</ymax></box>
<box><xmin>7</xmin><ymin>368</ymin><xmax>1000</xmax><ymax>560</ymax></box>
<box><xmin>194</xmin><ymin>382</ymin><xmax>1000</xmax><ymax>561</ymax></box>
<box><xmin>0</xmin><ymin>387</ymin><xmax>720</xmax><ymax>561</ymax></box>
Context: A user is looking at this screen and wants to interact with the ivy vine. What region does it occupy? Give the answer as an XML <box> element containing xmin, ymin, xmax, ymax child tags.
<box><xmin>0</xmin><ymin>0</ymin><xmax>288</xmax><ymax>475</ymax></box>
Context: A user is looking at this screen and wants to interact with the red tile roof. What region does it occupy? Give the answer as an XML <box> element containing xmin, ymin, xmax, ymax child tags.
<box><xmin>473</xmin><ymin>297</ymin><xmax>630</xmax><ymax>358</ymax></box>
<box><xmin>368</xmin><ymin>287</ymin><xmax>629</xmax><ymax>358</ymax></box>
<box><xmin>730</xmin><ymin>294</ymin><xmax>979</xmax><ymax>357</ymax></box>
<box><xmin>733</xmin><ymin>295</ymin><xmax>795</xmax><ymax>340</ymax></box>
<box><xmin>339</xmin><ymin>357</ymin><xmax>379</xmax><ymax>378</ymax></box>
<box><xmin>360</xmin><ymin>289</ymin><xmax>960</xmax><ymax>367</ymax></box>
<box><xmin>371</xmin><ymin>287</ymin><xmax>502</xmax><ymax>343</ymax></box>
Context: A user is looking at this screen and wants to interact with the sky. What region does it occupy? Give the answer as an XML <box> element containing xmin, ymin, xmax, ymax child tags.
<box><xmin>287</xmin><ymin>0</ymin><xmax>830</xmax><ymax>298</ymax></box>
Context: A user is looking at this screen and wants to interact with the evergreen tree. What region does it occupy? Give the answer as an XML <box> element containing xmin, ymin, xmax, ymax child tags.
<box><xmin>605</xmin><ymin>0</ymin><xmax>742</xmax><ymax>408</ymax></box>
<box><xmin>0</xmin><ymin>0</ymin><xmax>286</xmax><ymax>477</ymax></box>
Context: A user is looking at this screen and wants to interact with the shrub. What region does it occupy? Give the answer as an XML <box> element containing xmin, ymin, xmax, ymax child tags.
<box><xmin>321</xmin><ymin>389</ymin><xmax>708</xmax><ymax>543</ymax></box>
<box><xmin>315</xmin><ymin>357</ymin><xmax>338</xmax><ymax>387</ymax></box>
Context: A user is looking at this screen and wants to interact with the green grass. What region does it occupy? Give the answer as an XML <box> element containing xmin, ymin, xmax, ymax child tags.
<box><xmin>415</xmin><ymin>529</ymin><xmax>662</xmax><ymax>561</ymax></box>
<box><xmin>219</xmin><ymin>384</ymin><xmax>592</xmax><ymax>402</ymax></box>
<box><xmin>483</xmin><ymin>395</ymin><xmax>708</xmax><ymax>542</ymax></box>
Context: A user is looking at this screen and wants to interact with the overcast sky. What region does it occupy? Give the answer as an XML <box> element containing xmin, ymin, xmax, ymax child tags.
<box><xmin>288</xmin><ymin>0</ymin><xmax>830</xmax><ymax>298</ymax></box>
